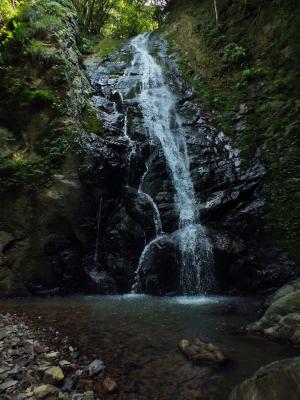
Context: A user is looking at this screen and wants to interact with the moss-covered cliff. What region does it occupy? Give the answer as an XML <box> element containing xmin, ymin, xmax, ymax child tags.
<box><xmin>0</xmin><ymin>0</ymin><xmax>102</xmax><ymax>295</ymax></box>
<box><xmin>165</xmin><ymin>0</ymin><xmax>300</xmax><ymax>261</ymax></box>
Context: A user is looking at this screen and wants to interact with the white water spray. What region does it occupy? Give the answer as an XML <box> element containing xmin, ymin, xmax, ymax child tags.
<box><xmin>128</xmin><ymin>33</ymin><xmax>212</xmax><ymax>294</ymax></box>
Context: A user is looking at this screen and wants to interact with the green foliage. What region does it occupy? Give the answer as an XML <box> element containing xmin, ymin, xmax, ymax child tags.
<box><xmin>27</xmin><ymin>88</ymin><xmax>65</xmax><ymax>113</ymax></box>
<box><xmin>94</xmin><ymin>38</ymin><xmax>117</xmax><ymax>58</ymax></box>
<box><xmin>74</xmin><ymin>0</ymin><xmax>159</xmax><ymax>38</ymax></box>
<box><xmin>126</xmin><ymin>87</ymin><xmax>137</xmax><ymax>99</ymax></box>
<box><xmin>81</xmin><ymin>104</ymin><xmax>103</xmax><ymax>135</ymax></box>
<box><xmin>165</xmin><ymin>0</ymin><xmax>300</xmax><ymax>260</ymax></box>
<box><xmin>0</xmin><ymin>156</ymin><xmax>53</xmax><ymax>192</ymax></box>
<box><xmin>0</xmin><ymin>1</ymin><xmax>23</xmax><ymax>31</ymax></box>
<box><xmin>0</xmin><ymin>0</ymin><xmax>82</xmax><ymax>194</ymax></box>
<box><xmin>79</xmin><ymin>37</ymin><xmax>94</xmax><ymax>54</ymax></box>
<box><xmin>223</xmin><ymin>42</ymin><xmax>246</xmax><ymax>64</ymax></box>
<box><xmin>102</xmin><ymin>0</ymin><xmax>158</xmax><ymax>38</ymax></box>
<box><xmin>79</xmin><ymin>163</ymin><xmax>93</xmax><ymax>176</ymax></box>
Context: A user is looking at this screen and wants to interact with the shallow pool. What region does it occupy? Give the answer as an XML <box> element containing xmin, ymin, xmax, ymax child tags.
<box><xmin>1</xmin><ymin>295</ymin><xmax>299</xmax><ymax>399</ymax></box>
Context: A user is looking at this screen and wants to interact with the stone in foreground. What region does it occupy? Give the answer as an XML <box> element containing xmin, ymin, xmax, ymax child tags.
<box><xmin>178</xmin><ymin>338</ymin><xmax>227</xmax><ymax>365</ymax></box>
<box><xmin>247</xmin><ymin>278</ymin><xmax>300</xmax><ymax>344</ymax></box>
<box><xmin>0</xmin><ymin>379</ymin><xmax>18</xmax><ymax>392</ymax></box>
<box><xmin>43</xmin><ymin>366</ymin><xmax>64</xmax><ymax>385</ymax></box>
<box><xmin>229</xmin><ymin>357</ymin><xmax>300</xmax><ymax>400</ymax></box>
<box><xmin>88</xmin><ymin>359</ymin><xmax>105</xmax><ymax>376</ymax></box>
<box><xmin>33</xmin><ymin>384</ymin><xmax>59</xmax><ymax>399</ymax></box>
<box><xmin>102</xmin><ymin>377</ymin><xmax>118</xmax><ymax>393</ymax></box>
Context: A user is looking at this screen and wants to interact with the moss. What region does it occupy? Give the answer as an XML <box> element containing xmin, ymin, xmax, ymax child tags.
<box><xmin>0</xmin><ymin>156</ymin><xmax>53</xmax><ymax>192</ymax></box>
<box><xmin>126</xmin><ymin>87</ymin><xmax>137</xmax><ymax>100</ymax></box>
<box><xmin>0</xmin><ymin>0</ymin><xmax>85</xmax><ymax>193</ymax></box>
<box><xmin>81</xmin><ymin>104</ymin><xmax>103</xmax><ymax>136</ymax></box>
<box><xmin>94</xmin><ymin>38</ymin><xmax>117</xmax><ymax>58</ymax></box>
<box><xmin>166</xmin><ymin>0</ymin><xmax>300</xmax><ymax>260</ymax></box>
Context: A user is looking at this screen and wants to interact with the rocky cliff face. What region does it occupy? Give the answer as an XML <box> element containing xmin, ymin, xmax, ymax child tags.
<box><xmin>81</xmin><ymin>33</ymin><xmax>298</xmax><ymax>296</ymax></box>
<box><xmin>0</xmin><ymin>3</ymin><xmax>298</xmax><ymax>296</ymax></box>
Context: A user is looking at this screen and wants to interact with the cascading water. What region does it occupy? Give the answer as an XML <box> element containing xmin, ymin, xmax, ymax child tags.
<box><xmin>124</xmin><ymin>33</ymin><xmax>213</xmax><ymax>294</ymax></box>
<box><xmin>138</xmin><ymin>158</ymin><xmax>163</xmax><ymax>237</ymax></box>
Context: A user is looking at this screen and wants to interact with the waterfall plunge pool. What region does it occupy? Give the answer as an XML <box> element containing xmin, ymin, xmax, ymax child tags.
<box><xmin>1</xmin><ymin>295</ymin><xmax>299</xmax><ymax>399</ymax></box>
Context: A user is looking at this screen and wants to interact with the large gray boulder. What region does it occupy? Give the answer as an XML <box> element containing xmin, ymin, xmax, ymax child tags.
<box><xmin>228</xmin><ymin>357</ymin><xmax>300</xmax><ymax>400</ymax></box>
<box><xmin>247</xmin><ymin>279</ymin><xmax>300</xmax><ymax>344</ymax></box>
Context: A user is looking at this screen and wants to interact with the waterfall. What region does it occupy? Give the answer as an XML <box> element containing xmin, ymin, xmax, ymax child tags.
<box><xmin>138</xmin><ymin>157</ymin><xmax>163</xmax><ymax>237</ymax></box>
<box><xmin>127</xmin><ymin>33</ymin><xmax>213</xmax><ymax>295</ymax></box>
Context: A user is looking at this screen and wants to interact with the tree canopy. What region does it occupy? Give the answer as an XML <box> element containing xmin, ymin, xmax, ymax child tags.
<box><xmin>74</xmin><ymin>0</ymin><xmax>163</xmax><ymax>37</ymax></box>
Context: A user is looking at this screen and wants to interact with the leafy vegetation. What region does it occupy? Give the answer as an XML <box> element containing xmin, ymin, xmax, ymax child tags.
<box><xmin>165</xmin><ymin>0</ymin><xmax>300</xmax><ymax>260</ymax></box>
<box><xmin>74</xmin><ymin>0</ymin><xmax>161</xmax><ymax>37</ymax></box>
<box><xmin>0</xmin><ymin>0</ymin><xmax>84</xmax><ymax>193</ymax></box>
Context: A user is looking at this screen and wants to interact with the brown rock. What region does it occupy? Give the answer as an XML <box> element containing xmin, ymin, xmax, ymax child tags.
<box><xmin>33</xmin><ymin>384</ymin><xmax>59</xmax><ymax>399</ymax></box>
<box><xmin>178</xmin><ymin>338</ymin><xmax>227</xmax><ymax>365</ymax></box>
<box><xmin>102</xmin><ymin>377</ymin><xmax>118</xmax><ymax>393</ymax></box>
<box><xmin>34</xmin><ymin>344</ymin><xmax>49</xmax><ymax>354</ymax></box>
<box><xmin>43</xmin><ymin>366</ymin><xmax>64</xmax><ymax>385</ymax></box>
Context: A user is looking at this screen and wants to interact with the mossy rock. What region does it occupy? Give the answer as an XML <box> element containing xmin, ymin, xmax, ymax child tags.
<box><xmin>81</xmin><ymin>104</ymin><xmax>103</xmax><ymax>136</ymax></box>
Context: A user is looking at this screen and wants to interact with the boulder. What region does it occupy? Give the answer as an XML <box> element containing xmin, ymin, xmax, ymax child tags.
<box><xmin>138</xmin><ymin>234</ymin><xmax>180</xmax><ymax>295</ymax></box>
<box><xmin>247</xmin><ymin>279</ymin><xmax>300</xmax><ymax>344</ymax></box>
<box><xmin>229</xmin><ymin>357</ymin><xmax>300</xmax><ymax>400</ymax></box>
<box><xmin>178</xmin><ymin>338</ymin><xmax>227</xmax><ymax>365</ymax></box>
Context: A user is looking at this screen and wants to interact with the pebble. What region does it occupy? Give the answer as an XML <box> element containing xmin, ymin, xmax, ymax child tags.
<box><xmin>102</xmin><ymin>377</ymin><xmax>118</xmax><ymax>393</ymax></box>
<box><xmin>0</xmin><ymin>313</ymin><xmax>117</xmax><ymax>399</ymax></box>
<box><xmin>45</xmin><ymin>350</ymin><xmax>60</xmax><ymax>359</ymax></box>
<box><xmin>88</xmin><ymin>359</ymin><xmax>105</xmax><ymax>377</ymax></box>
<box><xmin>33</xmin><ymin>384</ymin><xmax>59</xmax><ymax>399</ymax></box>
<box><xmin>43</xmin><ymin>366</ymin><xmax>65</xmax><ymax>385</ymax></box>
<box><xmin>0</xmin><ymin>379</ymin><xmax>18</xmax><ymax>391</ymax></box>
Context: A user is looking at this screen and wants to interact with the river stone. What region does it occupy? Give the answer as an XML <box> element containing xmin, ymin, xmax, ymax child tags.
<box><xmin>88</xmin><ymin>359</ymin><xmax>105</xmax><ymax>376</ymax></box>
<box><xmin>33</xmin><ymin>384</ymin><xmax>59</xmax><ymax>399</ymax></box>
<box><xmin>102</xmin><ymin>377</ymin><xmax>118</xmax><ymax>393</ymax></box>
<box><xmin>228</xmin><ymin>357</ymin><xmax>300</xmax><ymax>400</ymax></box>
<box><xmin>0</xmin><ymin>379</ymin><xmax>18</xmax><ymax>391</ymax></box>
<box><xmin>43</xmin><ymin>366</ymin><xmax>64</xmax><ymax>385</ymax></box>
<box><xmin>247</xmin><ymin>279</ymin><xmax>300</xmax><ymax>344</ymax></box>
<box><xmin>45</xmin><ymin>351</ymin><xmax>60</xmax><ymax>359</ymax></box>
<box><xmin>178</xmin><ymin>338</ymin><xmax>227</xmax><ymax>365</ymax></box>
<box><xmin>0</xmin><ymin>329</ymin><xmax>8</xmax><ymax>340</ymax></box>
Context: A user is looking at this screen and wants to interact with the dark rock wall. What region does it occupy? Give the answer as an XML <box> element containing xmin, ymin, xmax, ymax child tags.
<box><xmin>0</xmin><ymin>13</ymin><xmax>298</xmax><ymax>296</ymax></box>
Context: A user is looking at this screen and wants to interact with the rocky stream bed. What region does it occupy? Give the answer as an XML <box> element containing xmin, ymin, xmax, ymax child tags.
<box><xmin>0</xmin><ymin>313</ymin><xmax>118</xmax><ymax>400</ymax></box>
<box><xmin>1</xmin><ymin>289</ymin><xmax>300</xmax><ymax>400</ymax></box>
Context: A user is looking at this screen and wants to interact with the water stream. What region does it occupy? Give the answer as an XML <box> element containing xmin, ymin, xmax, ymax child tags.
<box><xmin>127</xmin><ymin>33</ymin><xmax>212</xmax><ymax>294</ymax></box>
<box><xmin>1</xmin><ymin>296</ymin><xmax>298</xmax><ymax>400</ymax></box>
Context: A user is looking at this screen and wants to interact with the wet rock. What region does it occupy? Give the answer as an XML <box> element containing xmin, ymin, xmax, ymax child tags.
<box><xmin>72</xmin><ymin>391</ymin><xmax>94</xmax><ymax>400</ymax></box>
<box><xmin>247</xmin><ymin>279</ymin><xmax>300</xmax><ymax>344</ymax></box>
<box><xmin>33</xmin><ymin>384</ymin><xmax>59</xmax><ymax>399</ymax></box>
<box><xmin>229</xmin><ymin>357</ymin><xmax>300</xmax><ymax>400</ymax></box>
<box><xmin>0</xmin><ymin>329</ymin><xmax>8</xmax><ymax>340</ymax></box>
<box><xmin>43</xmin><ymin>366</ymin><xmax>65</xmax><ymax>385</ymax></box>
<box><xmin>45</xmin><ymin>351</ymin><xmax>60</xmax><ymax>360</ymax></box>
<box><xmin>102</xmin><ymin>377</ymin><xmax>118</xmax><ymax>393</ymax></box>
<box><xmin>34</xmin><ymin>344</ymin><xmax>49</xmax><ymax>354</ymax></box>
<box><xmin>59</xmin><ymin>360</ymin><xmax>71</xmax><ymax>368</ymax></box>
<box><xmin>178</xmin><ymin>338</ymin><xmax>227</xmax><ymax>365</ymax></box>
<box><xmin>62</xmin><ymin>376</ymin><xmax>78</xmax><ymax>392</ymax></box>
<box><xmin>88</xmin><ymin>359</ymin><xmax>105</xmax><ymax>377</ymax></box>
<box><xmin>138</xmin><ymin>234</ymin><xmax>180</xmax><ymax>295</ymax></box>
<box><xmin>0</xmin><ymin>379</ymin><xmax>18</xmax><ymax>392</ymax></box>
